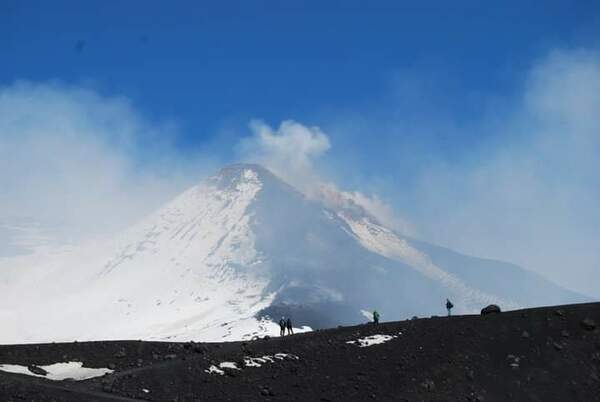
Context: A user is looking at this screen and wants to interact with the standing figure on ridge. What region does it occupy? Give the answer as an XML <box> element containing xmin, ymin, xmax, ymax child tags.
<box><xmin>373</xmin><ymin>310</ymin><xmax>380</xmax><ymax>324</ymax></box>
<box><xmin>286</xmin><ymin>317</ymin><xmax>294</xmax><ymax>335</ymax></box>
<box><xmin>279</xmin><ymin>317</ymin><xmax>286</xmax><ymax>336</ymax></box>
<box><xmin>446</xmin><ymin>299</ymin><xmax>454</xmax><ymax>316</ymax></box>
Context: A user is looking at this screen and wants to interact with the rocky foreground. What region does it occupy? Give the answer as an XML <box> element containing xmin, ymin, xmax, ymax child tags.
<box><xmin>0</xmin><ymin>302</ymin><xmax>599</xmax><ymax>401</ymax></box>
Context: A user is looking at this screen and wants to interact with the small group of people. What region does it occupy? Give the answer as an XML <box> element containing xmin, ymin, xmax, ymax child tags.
<box><xmin>371</xmin><ymin>298</ymin><xmax>454</xmax><ymax>325</ymax></box>
<box><xmin>277</xmin><ymin>299</ymin><xmax>455</xmax><ymax>334</ymax></box>
<box><xmin>279</xmin><ymin>316</ymin><xmax>294</xmax><ymax>336</ymax></box>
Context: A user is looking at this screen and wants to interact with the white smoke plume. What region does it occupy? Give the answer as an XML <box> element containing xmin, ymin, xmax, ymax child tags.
<box><xmin>236</xmin><ymin>119</ymin><xmax>412</xmax><ymax>233</ymax></box>
<box><xmin>236</xmin><ymin>119</ymin><xmax>329</xmax><ymax>188</ymax></box>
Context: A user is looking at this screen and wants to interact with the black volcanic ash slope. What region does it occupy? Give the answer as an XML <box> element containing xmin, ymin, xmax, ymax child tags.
<box><xmin>0</xmin><ymin>302</ymin><xmax>599</xmax><ymax>401</ymax></box>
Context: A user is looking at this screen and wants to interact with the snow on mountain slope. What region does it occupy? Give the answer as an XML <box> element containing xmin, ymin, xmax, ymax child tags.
<box><xmin>339</xmin><ymin>214</ymin><xmax>518</xmax><ymax>310</ymax></box>
<box><xmin>0</xmin><ymin>164</ymin><xmax>585</xmax><ymax>344</ymax></box>
<box><xmin>0</xmin><ymin>166</ymin><xmax>292</xmax><ymax>343</ymax></box>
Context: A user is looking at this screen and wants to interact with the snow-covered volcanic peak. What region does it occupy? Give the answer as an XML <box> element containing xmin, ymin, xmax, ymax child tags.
<box><xmin>0</xmin><ymin>164</ymin><xmax>295</xmax><ymax>343</ymax></box>
<box><xmin>0</xmin><ymin>164</ymin><xmax>584</xmax><ymax>344</ymax></box>
<box><xmin>208</xmin><ymin>163</ymin><xmax>276</xmax><ymax>190</ymax></box>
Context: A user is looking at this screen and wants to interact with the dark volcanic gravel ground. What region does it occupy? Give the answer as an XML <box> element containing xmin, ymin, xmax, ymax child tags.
<box><xmin>0</xmin><ymin>302</ymin><xmax>599</xmax><ymax>401</ymax></box>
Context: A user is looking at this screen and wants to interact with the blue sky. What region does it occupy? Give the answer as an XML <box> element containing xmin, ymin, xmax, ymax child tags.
<box><xmin>1</xmin><ymin>2</ymin><xmax>599</xmax><ymax>297</ymax></box>
<box><xmin>2</xmin><ymin>0</ymin><xmax>598</xmax><ymax>147</ymax></box>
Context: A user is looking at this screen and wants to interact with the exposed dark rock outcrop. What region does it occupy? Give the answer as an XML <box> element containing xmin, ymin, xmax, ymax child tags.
<box><xmin>481</xmin><ymin>304</ymin><xmax>501</xmax><ymax>315</ymax></box>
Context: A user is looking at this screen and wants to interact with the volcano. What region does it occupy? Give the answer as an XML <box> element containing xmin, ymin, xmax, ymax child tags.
<box><xmin>0</xmin><ymin>164</ymin><xmax>585</xmax><ymax>344</ymax></box>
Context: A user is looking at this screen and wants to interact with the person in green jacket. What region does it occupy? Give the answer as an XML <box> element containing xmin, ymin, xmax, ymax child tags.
<box><xmin>373</xmin><ymin>310</ymin><xmax>380</xmax><ymax>324</ymax></box>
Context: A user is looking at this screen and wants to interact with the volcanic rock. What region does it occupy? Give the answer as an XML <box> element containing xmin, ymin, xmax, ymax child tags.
<box><xmin>581</xmin><ymin>318</ymin><xmax>596</xmax><ymax>331</ymax></box>
<box><xmin>27</xmin><ymin>366</ymin><xmax>47</xmax><ymax>376</ymax></box>
<box><xmin>481</xmin><ymin>305</ymin><xmax>501</xmax><ymax>315</ymax></box>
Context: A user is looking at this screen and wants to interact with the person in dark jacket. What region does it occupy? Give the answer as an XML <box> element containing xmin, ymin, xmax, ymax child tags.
<box><xmin>373</xmin><ymin>310</ymin><xmax>380</xmax><ymax>324</ymax></box>
<box><xmin>446</xmin><ymin>299</ymin><xmax>454</xmax><ymax>316</ymax></box>
<box><xmin>286</xmin><ymin>317</ymin><xmax>294</xmax><ymax>335</ymax></box>
<box><xmin>279</xmin><ymin>317</ymin><xmax>286</xmax><ymax>336</ymax></box>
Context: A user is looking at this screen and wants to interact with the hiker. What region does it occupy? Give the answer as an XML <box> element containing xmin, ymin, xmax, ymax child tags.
<box><xmin>373</xmin><ymin>310</ymin><xmax>380</xmax><ymax>324</ymax></box>
<box><xmin>446</xmin><ymin>299</ymin><xmax>454</xmax><ymax>316</ymax></box>
<box><xmin>279</xmin><ymin>317</ymin><xmax>286</xmax><ymax>336</ymax></box>
<box><xmin>286</xmin><ymin>317</ymin><xmax>294</xmax><ymax>335</ymax></box>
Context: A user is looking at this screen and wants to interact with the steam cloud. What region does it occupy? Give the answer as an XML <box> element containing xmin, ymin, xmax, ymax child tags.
<box><xmin>236</xmin><ymin>119</ymin><xmax>413</xmax><ymax>234</ymax></box>
<box><xmin>236</xmin><ymin>119</ymin><xmax>330</xmax><ymax>189</ymax></box>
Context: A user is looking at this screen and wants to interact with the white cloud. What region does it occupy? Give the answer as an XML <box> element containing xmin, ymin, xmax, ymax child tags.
<box><xmin>237</xmin><ymin>119</ymin><xmax>412</xmax><ymax>234</ymax></box>
<box><xmin>237</xmin><ymin>119</ymin><xmax>330</xmax><ymax>188</ymax></box>
<box><xmin>0</xmin><ymin>81</ymin><xmax>215</xmax><ymax>237</ymax></box>
<box><xmin>410</xmin><ymin>48</ymin><xmax>600</xmax><ymax>297</ymax></box>
<box><xmin>0</xmin><ymin>82</ymin><xmax>408</xmax><ymax>243</ymax></box>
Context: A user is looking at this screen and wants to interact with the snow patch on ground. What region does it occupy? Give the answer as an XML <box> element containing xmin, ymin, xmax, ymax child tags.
<box><xmin>346</xmin><ymin>334</ymin><xmax>399</xmax><ymax>347</ymax></box>
<box><xmin>0</xmin><ymin>362</ymin><xmax>113</xmax><ymax>380</ymax></box>
<box><xmin>204</xmin><ymin>361</ymin><xmax>243</xmax><ymax>375</ymax></box>
<box><xmin>204</xmin><ymin>365</ymin><xmax>225</xmax><ymax>375</ymax></box>
<box><xmin>206</xmin><ymin>353</ymin><xmax>299</xmax><ymax>375</ymax></box>
<box><xmin>243</xmin><ymin>353</ymin><xmax>299</xmax><ymax>368</ymax></box>
<box><xmin>219</xmin><ymin>362</ymin><xmax>240</xmax><ymax>370</ymax></box>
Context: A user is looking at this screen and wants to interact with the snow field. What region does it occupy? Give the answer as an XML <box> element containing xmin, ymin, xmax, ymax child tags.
<box><xmin>0</xmin><ymin>361</ymin><xmax>113</xmax><ymax>381</ymax></box>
